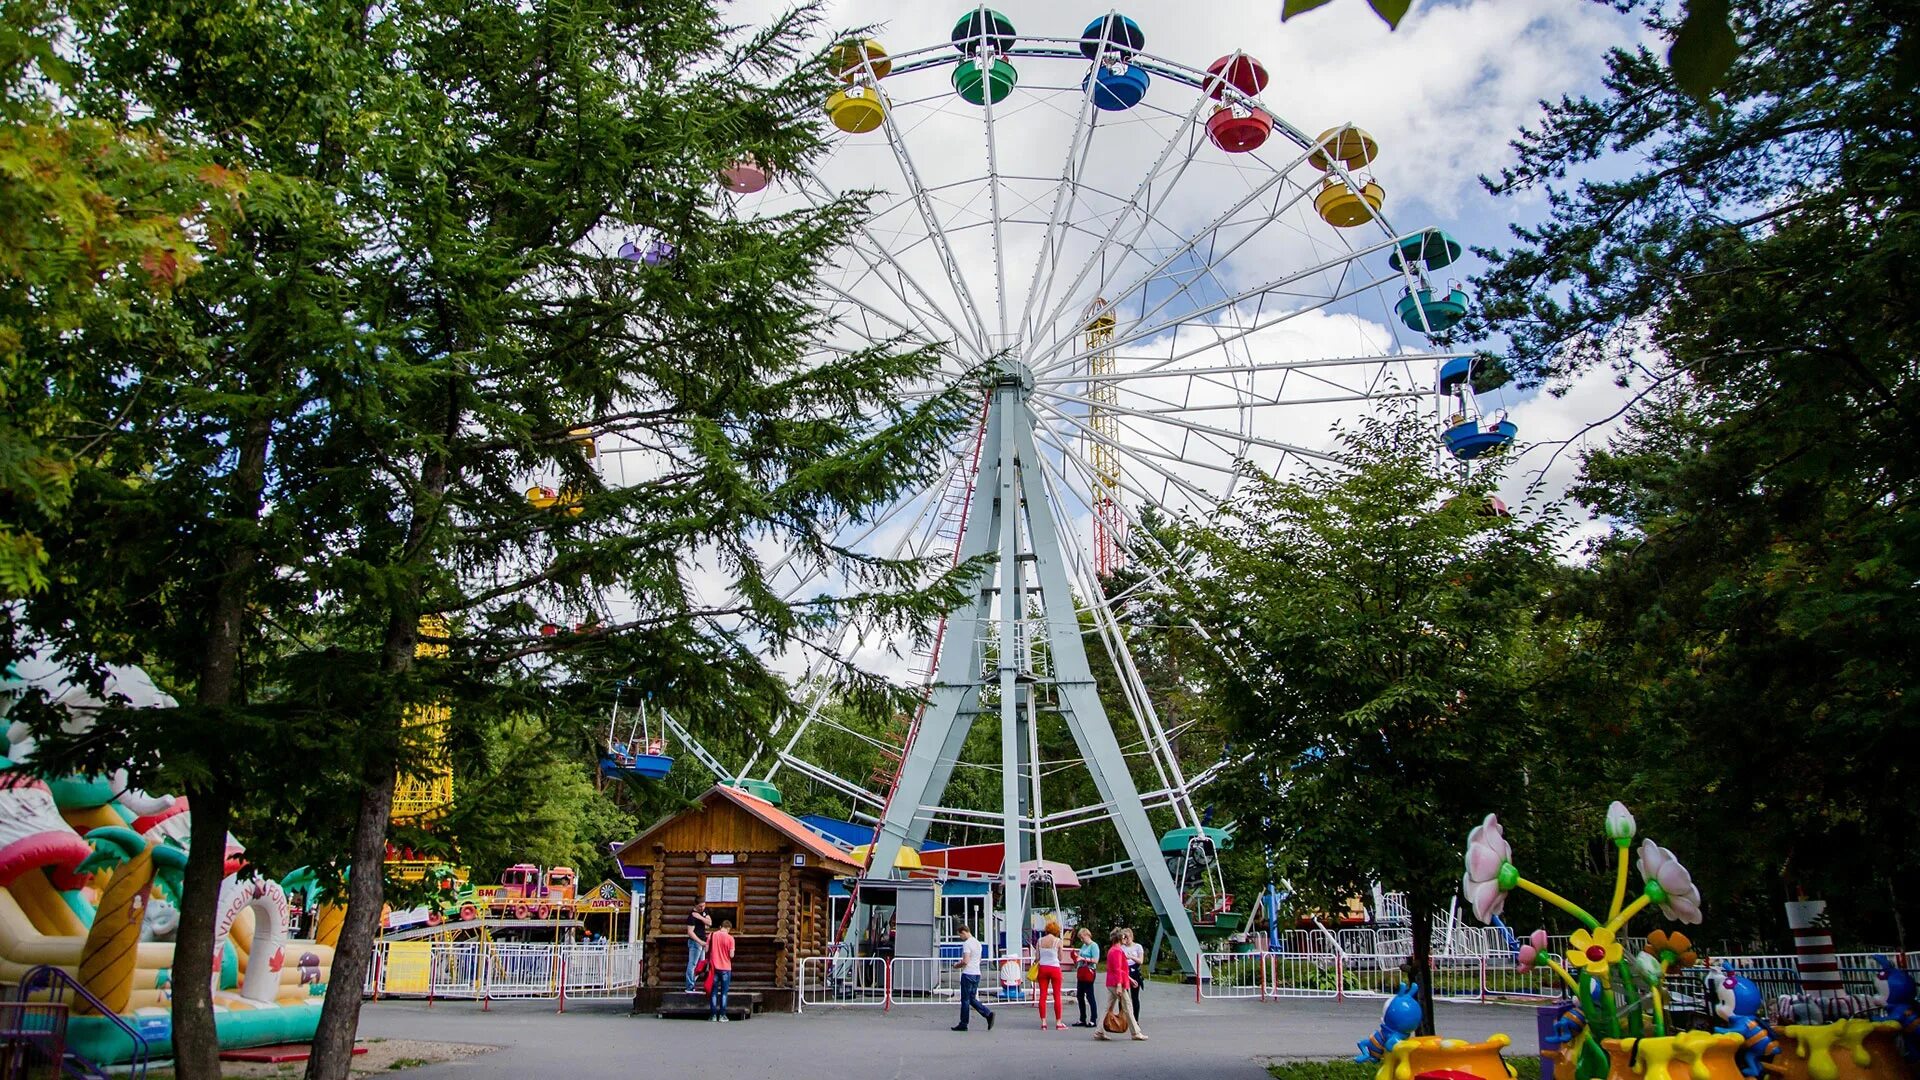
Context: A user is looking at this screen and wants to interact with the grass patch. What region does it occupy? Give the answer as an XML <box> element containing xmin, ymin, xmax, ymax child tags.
<box><xmin>1269</xmin><ymin>1054</ymin><xmax>1542</xmax><ymax>1080</ymax></box>
<box><xmin>388</xmin><ymin>1059</ymin><xmax>432</xmax><ymax>1071</ymax></box>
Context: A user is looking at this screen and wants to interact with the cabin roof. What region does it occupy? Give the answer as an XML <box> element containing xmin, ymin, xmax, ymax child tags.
<box><xmin>617</xmin><ymin>785</ymin><xmax>863</xmax><ymax>876</ymax></box>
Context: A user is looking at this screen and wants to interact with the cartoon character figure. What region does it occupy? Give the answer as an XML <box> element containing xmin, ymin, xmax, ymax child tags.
<box><xmin>1355</xmin><ymin>981</ymin><xmax>1423</xmax><ymax>1063</ymax></box>
<box><xmin>1874</xmin><ymin>955</ymin><xmax>1918</xmax><ymax>1059</ymax></box>
<box><xmin>1711</xmin><ymin>965</ymin><xmax>1783</xmax><ymax>1079</ymax></box>
<box><xmin>1548</xmin><ymin>995</ymin><xmax>1588</xmax><ymax>1048</ymax></box>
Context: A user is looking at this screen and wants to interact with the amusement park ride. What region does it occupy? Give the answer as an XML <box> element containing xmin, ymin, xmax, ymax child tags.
<box><xmin>559</xmin><ymin>6</ymin><xmax>1520</xmax><ymax>972</ymax></box>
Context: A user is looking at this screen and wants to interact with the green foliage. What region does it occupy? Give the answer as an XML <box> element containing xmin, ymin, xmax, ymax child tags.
<box><xmin>1154</xmin><ymin>405</ymin><xmax>1577</xmax><ymax>996</ymax></box>
<box><xmin>0</xmin><ymin>0</ymin><xmax>224</xmax><ymax>598</ymax></box>
<box><xmin>7</xmin><ymin>0</ymin><xmax>974</xmax><ymax>1071</ymax></box>
<box><xmin>1477</xmin><ymin>0</ymin><xmax>1920</xmax><ymax>944</ymax></box>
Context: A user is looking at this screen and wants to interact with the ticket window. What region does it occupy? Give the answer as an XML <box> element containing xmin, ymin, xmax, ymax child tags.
<box><xmin>702</xmin><ymin>873</ymin><xmax>741</xmax><ymax>931</ymax></box>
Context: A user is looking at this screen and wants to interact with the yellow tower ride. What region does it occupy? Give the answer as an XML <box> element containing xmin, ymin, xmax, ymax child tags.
<box><xmin>1083</xmin><ymin>299</ymin><xmax>1127</xmax><ymax>578</ymax></box>
<box><xmin>388</xmin><ymin>614</ymin><xmax>459</xmax><ymax>894</ymax></box>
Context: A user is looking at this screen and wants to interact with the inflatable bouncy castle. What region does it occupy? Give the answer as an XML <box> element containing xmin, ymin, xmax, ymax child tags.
<box><xmin>0</xmin><ymin>652</ymin><xmax>336</xmax><ymax>1063</ymax></box>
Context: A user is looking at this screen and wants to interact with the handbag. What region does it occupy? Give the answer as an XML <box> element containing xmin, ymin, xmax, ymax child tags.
<box><xmin>1026</xmin><ymin>962</ymin><xmax>1039</xmax><ymax>982</ymax></box>
<box><xmin>1103</xmin><ymin>1010</ymin><xmax>1130</xmax><ymax>1033</ymax></box>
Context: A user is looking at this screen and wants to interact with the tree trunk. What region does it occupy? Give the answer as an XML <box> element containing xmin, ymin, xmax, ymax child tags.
<box><xmin>308</xmin><ymin>440</ymin><xmax>447</xmax><ymax>1080</ymax></box>
<box><xmin>173</xmin><ymin>404</ymin><xmax>271</xmax><ymax>1079</ymax></box>
<box><xmin>168</xmin><ymin>784</ymin><xmax>231</xmax><ymax>1080</ymax></box>
<box><xmin>1409</xmin><ymin>897</ymin><xmax>1437</xmax><ymax>1037</ymax></box>
<box><xmin>304</xmin><ymin>758</ymin><xmax>399</xmax><ymax>1080</ymax></box>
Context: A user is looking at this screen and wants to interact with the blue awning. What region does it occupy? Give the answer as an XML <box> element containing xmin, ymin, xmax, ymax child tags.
<box><xmin>797</xmin><ymin>815</ymin><xmax>949</xmax><ymax>851</ymax></box>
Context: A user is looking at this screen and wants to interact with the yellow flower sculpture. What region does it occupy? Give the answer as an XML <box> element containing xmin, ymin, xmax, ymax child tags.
<box><xmin>1567</xmin><ymin>926</ymin><xmax>1624</xmax><ymax>977</ymax></box>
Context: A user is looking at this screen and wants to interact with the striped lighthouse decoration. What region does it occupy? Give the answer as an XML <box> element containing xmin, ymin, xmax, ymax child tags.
<box><xmin>1783</xmin><ymin>899</ymin><xmax>1864</xmax><ymax>1022</ymax></box>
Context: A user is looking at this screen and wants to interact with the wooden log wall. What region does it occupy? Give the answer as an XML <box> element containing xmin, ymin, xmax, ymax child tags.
<box><xmin>642</xmin><ymin>847</ymin><xmax>805</xmax><ymax>988</ymax></box>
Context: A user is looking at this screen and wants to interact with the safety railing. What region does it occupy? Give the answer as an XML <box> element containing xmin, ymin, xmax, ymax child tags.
<box><xmin>798</xmin><ymin>956</ymin><xmax>888</xmax><ymax>1009</ymax></box>
<box><xmin>0</xmin><ymin>1000</ymin><xmax>69</xmax><ymax>1080</ymax></box>
<box><xmin>15</xmin><ymin>965</ymin><xmax>144</xmax><ymax>1080</ymax></box>
<box><xmin>799</xmin><ymin>953</ymin><xmax>1033</xmax><ymax>1011</ymax></box>
<box><xmin>364</xmin><ymin>941</ymin><xmax>641</xmax><ymax>1008</ymax></box>
<box><xmin>1195</xmin><ymin>949</ymin><xmax>1912</xmax><ymax>1011</ymax></box>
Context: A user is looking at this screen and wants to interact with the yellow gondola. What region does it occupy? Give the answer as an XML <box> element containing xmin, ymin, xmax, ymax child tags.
<box><xmin>829</xmin><ymin>38</ymin><xmax>891</xmax><ymax>81</ymax></box>
<box><xmin>1308</xmin><ymin>125</ymin><xmax>1379</xmax><ymax>171</ymax></box>
<box><xmin>1314</xmin><ymin>176</ymin><xmax>1385</xmax><ymax>228</ymax></box>
<box><xmin>826</xmin><ymin>85</ymin><xmax>886</xmax><ymax>133</ymax></box>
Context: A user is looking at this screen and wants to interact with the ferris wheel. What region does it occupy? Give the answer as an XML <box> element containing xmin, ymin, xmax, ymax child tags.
<box><xmin>691</xmin><ymin>7</ymin><xmax>1509</xmax><ymax>972</ymax></box>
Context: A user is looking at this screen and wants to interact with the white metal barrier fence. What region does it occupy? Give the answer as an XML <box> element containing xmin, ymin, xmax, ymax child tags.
<box><xmin>364</xmin><ymin>941</ymin><xmax>641</xmax><ymax>1008</ymax></box>
<box><xmin>798</xmin><ymin>954</ymin><xmax>1032</xmax><ymax>1012</ymax></box>
<box><xmin>1196</xmin><ymin>949</ymin><xmax>1910</xmax><ymax>1008</ymax></box>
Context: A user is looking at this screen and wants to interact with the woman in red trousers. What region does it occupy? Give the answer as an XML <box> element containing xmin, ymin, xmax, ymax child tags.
<box><xmin>1033</xmin><ymin>920</ymin><xmax>1065</xmax><ymax>1029</ymax></box>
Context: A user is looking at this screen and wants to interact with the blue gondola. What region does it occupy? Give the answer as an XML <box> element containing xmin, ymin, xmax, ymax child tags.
<box><xmin>1388</xmin><ymin>229</ymin><xmax>1463</xmax><ymax>271</ymax></box>
<box><xmin>1443</xmin><ymin>419</ymin><xmax>1518</xmax><ymax>460</ymax></box>
<box><xmin>601</xmin><ymin>687</ymin><xmax>673</xmax><ymax>781</ymax></box>
<box><xmin>1083</xmin><ymin>63</ymin><xmax>1150</xmax><ymax>111</ymax></box>
<box><xmin>1079</xmin><ymin>14</ymin><xmax>1144</xmax><ymax>58</ymax></box>
<box><xmin>1396</xmin><ymin>286</ymin><xmax>1468</xmax><ymax>335</ymax></box>
<box><xmin>601</xmin><ymin>743</ymin><xmax>674</xmax><ymax>782</ymax></box>
<box><xmin>1437</xmin><ymin>356</ymin><xmax>1474</xmax><ymax>393</ymax></box>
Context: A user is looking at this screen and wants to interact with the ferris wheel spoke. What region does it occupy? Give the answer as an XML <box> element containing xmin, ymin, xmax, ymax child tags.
<box><xmin>1054</xmin><ymin>385</ymin><xmax>1425</xmax><ymax>416</ymax></box>
<box><xmin>1040</xmin><ymin>390</ymin><xmax>1345</xmax><ymax>472</ymax></box>
<box><xmin>1032</xmin><ymin>139</ymin><xmax>1324</xmax><ymax>366</ymax></box>
<box><xmin>1037</xmin><ymin>411</ymin><xmax>1245</xmax><ymax>487</ymax></box>
<box><xmin>1029</xmin><ymin>92</ymin><xmax>1216</xmax><ymax>354</ymax></box>
<box><xmin>1032</xmin><ymin>351</ymin><xmax>1471</xmax><ymax>386</ymax></box>
<box><xmin>1017</xmin><ymin>80</ymin><xmax>1102</xmax><ymax>347</ymax></box>
<box><xmin>980</xmin><ymin>52</ymin><xmax>1011</xmax><ymax>342</ymax></box>
<box><xmin>800</xmin><ymin>174</ymin><xmax>983</xmax><ymax>365</ymax></box>
<box><xmin>1029</xmin><ymin>405</ymin><xmax>1222</xmax><ymax>512</ymax></box>
<box><xmin>1038</xmin><ymin>256</ymin><xmax>1414</xmax><ymax>382</ymax></box>
<box><xmin>869</xmin><ymin>82</ymin><xmax>997</xmax><ymax>358</ymax></box>
<box><xmin>1033</xmin><ymin>457</ymin><xmax>1198</xmax><ymax>825</ymax></box>
<box><xmin>811</xmin><ymin>275</ymin><xmax>940</xmax><ymax>348</ymax></box>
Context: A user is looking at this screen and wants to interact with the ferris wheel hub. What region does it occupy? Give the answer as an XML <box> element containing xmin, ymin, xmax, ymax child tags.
<box><xmin>984</xmin><ymin>359</ymin><xmax>1035</xmax><ymax>395</ymax></box>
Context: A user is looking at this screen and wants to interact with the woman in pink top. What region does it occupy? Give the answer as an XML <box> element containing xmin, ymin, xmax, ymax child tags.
<box><xmin>1095</xmin><ymin>928</ymin><xmax>1146</xmax><ymax>1040</ymax></box>
<box><xmin>707</xmin><ymin>920</ymin><xmax>736</xmax><ymax>1021</ymax></box>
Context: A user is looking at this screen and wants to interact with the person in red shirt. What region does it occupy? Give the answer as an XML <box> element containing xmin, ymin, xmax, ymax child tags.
<box><xmin>707</xmin><ymin>920</ymin><xmax>736</xmax><ymax>1022</ymax></box>
<box><xmin>1095</xmin><ymin>928</ymin><xmax>1146</xmax><ymax>1041</ymax></box>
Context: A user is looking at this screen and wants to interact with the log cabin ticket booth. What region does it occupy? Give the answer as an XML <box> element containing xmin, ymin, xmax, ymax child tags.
<box><xmin>617</xmin><ymin>784</ymin><xmax>862</xmax><ymax>1013</ymax></box>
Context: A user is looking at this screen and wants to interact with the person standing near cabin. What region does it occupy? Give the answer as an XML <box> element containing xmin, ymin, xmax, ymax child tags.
<box><xmin>1034</xmin><ymin>920</ymin><xmax>1065</xmax><ymax>1030</ymax></box>
<box><xmin>684</xmin><ymin>899</ymin><xmax>711</xmax><ymax>993</ymax></box>
<box><xmin>950</xmin><ymin>924</ymin><xmax>995</xmax><ymax>1032</ymax></box>
<box><xmin>1073</xmin><ymin>926</ymin><xmax>1099</xmax><ymax>1027</ymax></box>
<box><xmin>1096</xmin><ymin>929</ymin><xmax>1145</xmax><ymax>1041</ymax></box>
<box><xmin>1123</xmin><ymin>927</ymin><xmax>1145</xmax><ymax>1020</ymax></box>
<box><xmin>707</xmin><ymin>919</ymin><xmax>735</xmax><ymax>1021</ymax></box>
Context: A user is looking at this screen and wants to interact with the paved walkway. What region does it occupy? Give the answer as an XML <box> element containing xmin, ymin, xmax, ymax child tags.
<box><xmin>356</xmin><ymin>983</ymin><xmax>1541</xmax><ymax>1080</ymax></box>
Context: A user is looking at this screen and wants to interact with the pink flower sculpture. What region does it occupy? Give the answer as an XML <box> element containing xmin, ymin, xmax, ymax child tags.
<box><xmin>1461</xmin><ymin>813</ymin><xmax>1517</xmax><ymax>923</ymax></box>
<box><xmin>1517</xmin><ymin>928</ymin><xmax>1549</xmax><ymax>972</ymax></box>
<box><xmin>1636</xmin><ymin>838</ymin><xmax>1704</xmax><ymax>924</ymax></box>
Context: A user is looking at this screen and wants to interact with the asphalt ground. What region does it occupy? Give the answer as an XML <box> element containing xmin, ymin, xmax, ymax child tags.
<box><xmin>356</xmin><ymin>981</ymin><xmax>1538</xmax><ymax>1080</ymax></box>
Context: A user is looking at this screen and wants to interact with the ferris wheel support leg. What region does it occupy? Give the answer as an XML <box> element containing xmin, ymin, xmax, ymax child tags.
<box><xmin>995</xmin><ymin>389</ymin><xmax>1027</xmax><ymax>956</ymax></box>
<box><xmin>1006</xmin><ymin>401</ymin><xmax>1206</xmax><ymax>974</ymax></box>
<box><xmin>839</xmin><ymin>402</ymin><xmax>1005</xmax><ymax>956</ymax></box>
